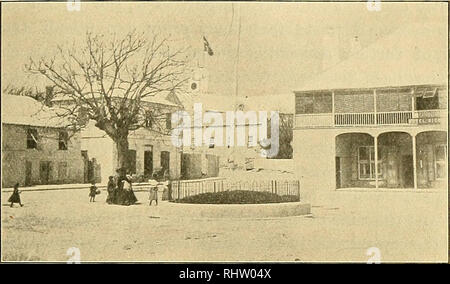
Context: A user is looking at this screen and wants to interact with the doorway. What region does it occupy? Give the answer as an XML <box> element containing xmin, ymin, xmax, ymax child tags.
<box><xmin>39</xmin><ymin>161</ymin><xmax>52</xmax><ymax>184</ymax></box>
<box><xmin>144</xmin><ymin>149</ymin><xmax>153</xmax><ymax>178</ymax></box>
<box><xmin>25</xmin><ymin>161</ymin><xmax>32</xmax><ymax>186</ymax></box>
<box><xmin>161</xmin><ymin>151</ymin><xmax>170</xmax><ymax>177</ymax></box>
<box><xmin>401</xmin><ymin>155</ymin><xmax>414</xmax><ymax>188</ymax></box>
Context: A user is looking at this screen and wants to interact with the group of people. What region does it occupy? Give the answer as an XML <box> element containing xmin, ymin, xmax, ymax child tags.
<box><xmin>7</xmin><ymin>168</ymin><xmax>168</xmax><ymax>208</ymax></box>
<box><xmin>104</xmin><ymin>172</ymin><xmax>138</xmax><ymax>206</ymax></box>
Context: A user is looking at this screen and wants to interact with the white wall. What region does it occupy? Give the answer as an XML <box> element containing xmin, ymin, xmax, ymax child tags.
<box><xmin>293</xmin><ymin>129</ymin><xmax>336</xmax><ymax>202</ymax></box>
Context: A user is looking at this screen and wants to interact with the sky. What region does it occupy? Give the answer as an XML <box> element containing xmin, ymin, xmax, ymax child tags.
<box><xmin>1</xmin><ymin>2</ymin><xmax>448</xmax><ymax>97</ymax></box>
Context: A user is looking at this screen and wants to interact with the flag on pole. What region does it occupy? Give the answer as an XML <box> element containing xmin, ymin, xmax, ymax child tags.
<box><xmin>203</xmin><ymin>36</ymin><xmax>214</xmax><ymax>56</ymax></box>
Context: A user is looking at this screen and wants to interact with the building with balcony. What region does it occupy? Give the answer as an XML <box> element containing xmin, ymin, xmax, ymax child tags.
<box><xmin>292</xmin><ymin>23</ymin><xmax>448</xmax><ymax>199</ymax></box>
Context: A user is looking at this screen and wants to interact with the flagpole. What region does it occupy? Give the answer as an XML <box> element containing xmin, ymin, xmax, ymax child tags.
<box><xmin>231</xmin><ymin>4</ymin><xmax>241</xmax><ymax>166</ymax></box>
<box><xmin>234</xmin><ymin>4</ymin><xmax>242</xmax><ymax>108</ymax></box>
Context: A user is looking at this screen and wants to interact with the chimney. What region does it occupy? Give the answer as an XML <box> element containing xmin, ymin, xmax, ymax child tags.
<box><xmin>44</xmin><ymin>86</ymin><xmax>54</xmax><ymax>107</ymax></box>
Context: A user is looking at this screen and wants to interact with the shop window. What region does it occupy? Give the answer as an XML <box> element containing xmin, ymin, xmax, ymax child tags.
<box><xmin>358</xmin><ymin>146</ymin><xmax>382</xmax><ymax>180</ymax></box>
<box><xmin>435</xmin><ymin>145</ymin><xmax>447</xmax><ymax>180</ymax></box>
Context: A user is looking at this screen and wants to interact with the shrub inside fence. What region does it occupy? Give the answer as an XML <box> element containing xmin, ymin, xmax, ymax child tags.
<box><xmin>171</xmin><ymin>178</ymin><xmax>300</xmax><ymax>201</ymax></box>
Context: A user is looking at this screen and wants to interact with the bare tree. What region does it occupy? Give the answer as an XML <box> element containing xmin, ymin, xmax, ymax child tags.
<box><xmin>3</xmin><ymin>84</ymin><xmax>55</xmax><ymax>107</ymax></box>
<box><xmin>26</xmin><ymin>31</ymin><xmax>188</xmax><ymax>174</ymax></box>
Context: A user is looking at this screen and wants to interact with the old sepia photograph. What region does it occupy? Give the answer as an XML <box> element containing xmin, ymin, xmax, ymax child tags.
<box><xmin>1</xmin><ymin>1</ymin><xmax>448</xmax><ymax>264</ymax></box>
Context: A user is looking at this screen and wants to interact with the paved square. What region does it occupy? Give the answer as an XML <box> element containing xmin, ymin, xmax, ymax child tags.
<box><xmin>1</xmin><ymin>189</ymin><xmax>447</xmax><ymax>262</ymax></box>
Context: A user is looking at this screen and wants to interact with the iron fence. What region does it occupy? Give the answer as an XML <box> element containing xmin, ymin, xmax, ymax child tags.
<box><xmin>171</xmin><ymin>177</ymin><xmax>300</xmax><ymax>200</ymax></box>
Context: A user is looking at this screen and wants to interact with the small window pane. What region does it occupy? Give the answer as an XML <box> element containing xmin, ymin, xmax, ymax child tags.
<box><xmin>359</xmin><ymin>147</ymin><xmax>368</xmax><ymax>161</ymax></box>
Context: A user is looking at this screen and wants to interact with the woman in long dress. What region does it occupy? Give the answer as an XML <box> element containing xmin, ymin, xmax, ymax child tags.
<box><xmin>106</xmin><ymin>176</ymin><xmax>115</xmax><ymax>204</ymax></box>
<box><xmin>115</xmin><ymin>174</ymin><xmax>137</xmax><ymax>206</ymax></box>
<box><xmin>8</xmin><ymin>183</ymin><xmax>23</xmax><ymax>207</ymax></box>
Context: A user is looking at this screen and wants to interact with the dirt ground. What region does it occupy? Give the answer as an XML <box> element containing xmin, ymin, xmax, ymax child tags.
<box><xmin>1</xmin><ymin>188</ymin><xmax>447</xmax><ymax>262</ymax></box>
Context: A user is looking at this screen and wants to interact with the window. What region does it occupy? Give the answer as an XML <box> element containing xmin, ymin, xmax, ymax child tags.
<box><xmin>416</xmin><ymin>96</ymin><xmax>439</xmax><ymax>111</ymax></box>
<box><xmin>435</xmin><ymin>145</ymin><xmax>447</xmax><ymax>180</ymax></box>
<box><xmin>127</xmin><ymin>150</ymin><xmax>137</xmax><ymax>174</ymax></box>
<box><xmin>58</xmin><ymin>162</ymin><xmax>68</xmax><ymax>181</ymax></box>
<box><xmin>165</xmin><ymin>113</ymin><xmax>172</xmax><ymax>130</ymax></box>
<box><xmin>247</xmin><ymin>135</ymin><xmax>254</xmax><ymax>147</ymax></box>
<box><xmin>358</xmin><ymin>146</ymin><xmax>382</xmax><ymax>180</ymax></box>
<box><xmin>58</xmin><ymin>131</ymin><xmax>68</xmax><ymax>150</ymax></box>
<box><xmin>27</xmin><ymin>129</ymin><xmax>38</xmax><ymax>149</ymax></box>
<box><xmin>145</xmin><ymin>114</ymin><xmax>153</xmax><ymax>128</ymax></box>
<box><xmin>295</xmin><ymin>92</ymin><xmax>332</xmax><ymax>114</ymax></box>
<box><xmin>209</xmin><ymin>137</ymin><xmax>215</xmax><ymax>149</ymax></box>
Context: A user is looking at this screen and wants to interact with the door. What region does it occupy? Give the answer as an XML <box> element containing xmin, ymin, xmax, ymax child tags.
<box><xmin>39</xmin><ymin>161</ymin><xmax>52</xmax><ymax>184</ymax></box>
<box><xmin>335</xmin><ymin>157</ymin><xmax>341</xmax><ymax>189</ymax></box>
<box><xmin>144</xmin><ymin>150</ymin><xmax>153</xmax><ymax>178</ymax></box>
<box><xmin>161</xmin><ymin>151</ymin><xmax>170</xmax><ymax>177</ymax></box>
<box><xmin>401</xmin><ymin>155</ymin><xmax>414</xmax><ymax>188</ymax></box>
<box><xmin>25</xmin><ymin>161</ymin><xmax>32</xmax><ymax>186</ymax></box>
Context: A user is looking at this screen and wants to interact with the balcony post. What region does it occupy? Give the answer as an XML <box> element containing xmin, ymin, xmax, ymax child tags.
<box><xmin>373</xmin><ymin>89</ymin><xmax>377</xmax><ymax>125</ymax></box>
<box><xmin>412</xmin><ymin>134</ymin><xmax>418</xmax><ymax>190</ymax></box>
<box><xmin>374</xmin><ymin>135</ymin><xmax>378</xmax><ymax>189</ymax></box>
<box><xmin>332</xmin><ymin>90</ymin><xmax>335</xmax><ymax>125</ymax></box>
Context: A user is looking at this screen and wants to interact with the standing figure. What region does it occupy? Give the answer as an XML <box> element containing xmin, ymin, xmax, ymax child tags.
<box><xmin>148</xmin><ymin>174</ymin><xmax>159</xmax><ymax>206</ymax></box>
<box><xmin>89</xmin><ymin>182</ymin><xmax>98</xmax><ymax>202</ymax></box>
<box><xmin>121</xmin><ymin>174</ymin><xmax>138</xmax><ymax>206</ymax></box>
<box><xmin>106</xmin><ymin>176</ymin><xmax>115</xmax><ymax>204</ymax></box>
<box><xmin>8</xmin><ymin>183</ymin><xmax>23</xmax><ymax>207</ymax></box>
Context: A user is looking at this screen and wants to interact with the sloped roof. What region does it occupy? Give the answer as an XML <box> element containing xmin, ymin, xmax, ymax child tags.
<box><xmin>296</xmin><ymin>23</ymin><xmax>448</xmax><ymax>92</ymax></box>
<box><xmin>173</xmin><ymin>92</ymin><xmax>294</xmax><ymax>114</ymax></box>
<box><xmin>174</xmin><ymin>92</ymin><xmax>243</xmax><ymax>113</ymax></box>
<box><xmin>2</xmin><ymin>95</ymin><xmax>70</xmax><ymax>128</ymax></box>
<box><xmin>52</xmin><ymin>92</ymin><xmax>179</xmax><ymax>108</ymax></box>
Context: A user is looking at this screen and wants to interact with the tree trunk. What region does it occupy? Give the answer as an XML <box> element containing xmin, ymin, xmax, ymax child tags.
<box><xmin>114</xmin><ymin>135</ymin><xmax>129</xmax><ymax>176</ymax></box>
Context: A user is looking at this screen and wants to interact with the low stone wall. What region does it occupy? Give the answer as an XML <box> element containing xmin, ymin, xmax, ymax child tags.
<box><xmin>164</xmin><ymin>201</ymin><xmax>311</xmax><ymax>218</ymax></box>
<box><xmin>252</xmin><ymin>158</ymin><xmax>294</xmax><ymax>173</ymax></box>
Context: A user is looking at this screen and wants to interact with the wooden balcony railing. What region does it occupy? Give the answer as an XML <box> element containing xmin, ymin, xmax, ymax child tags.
<box><xmin>295</xmin><ymin>109</ymin><xmax>446</xmax><ymax>128</ymax></box>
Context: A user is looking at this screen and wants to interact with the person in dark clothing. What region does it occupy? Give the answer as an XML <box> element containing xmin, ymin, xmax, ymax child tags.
<box><xmin>113</xmin><ymin>169</ymin><xmax>138</xmax><ymax>206</ymax></box>
<box><xmin>8</xmin><ymin>183</ymin><xmax>23</xmax><ymax>207</ymax></box>
<box><xmin>106</xmin><ymin>176</ymin><xmax>115</xmax><ymax>204</ymax></box>
<box><xmin>89</xmin><ymin>182</ymin><xmax>98</xmax><ymax>202</ymax></box>
<box><xmin>122</xmin><ymin>175</ymin><xmax>138</xmax><ymax>206</ymax></box>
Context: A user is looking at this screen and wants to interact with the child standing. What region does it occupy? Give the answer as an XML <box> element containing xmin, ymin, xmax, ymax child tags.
<box><xmin>89</xmin><ymin>182</ymin><xmax>98</xmax><ymax>202</ymax></box>
<box><xmin>8</xmin><ymin>183</ymin><xmax>23</xmax><ymax>207</ymax></box>
<box><xmin>149</xmin><ymin>174</ymin><xmax>159</xmax><ymax>206</ymax></box>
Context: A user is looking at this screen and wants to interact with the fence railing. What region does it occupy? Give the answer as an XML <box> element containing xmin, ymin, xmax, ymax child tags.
<box><xmin>376</xmin><ymin>111</ymin><xmax>413</xmax><ymax>125</ymax></box>
<box><xmin>171</xmin><ymin>177</ymin><xmax>300</xmax><ymax>200</ymax></box>
<box><xmin>335</xmin><ymin>112</ymin><xmax>375</xmax><ymax>126</ymax></box>
<box><xmin>297</xmin><ymin>110</ymin><xmax>445</xmax><ymax>127</ymax></box>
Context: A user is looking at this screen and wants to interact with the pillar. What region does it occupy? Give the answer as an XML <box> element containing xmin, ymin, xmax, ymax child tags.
<box><xmin>412</xmin><ymin>134</ymin><xmax>418</xmax><ymax>190</ymax></box>
<box><xmin>374</xmin><ymin>135</ymin><xmax>378</xmax><ymax>189</ymax></box>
